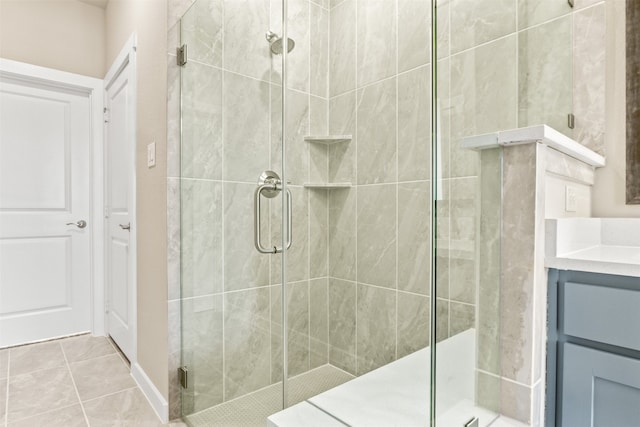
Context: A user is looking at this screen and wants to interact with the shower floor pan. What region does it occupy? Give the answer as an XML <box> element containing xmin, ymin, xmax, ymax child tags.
<box><xmin>270</xmin><ymin>328</ymin><xmax>500</xmax><ymax>427</ymax></box>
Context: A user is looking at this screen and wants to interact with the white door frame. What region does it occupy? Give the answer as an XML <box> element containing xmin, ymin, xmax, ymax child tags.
<box><xmin>103</xmin><ymin>34</ymin><xmax>138</xmax><ymax>363</ymax></box>
<box><xmin>0</xmin><ymin>58</ymin><xmax>105</xmax><ymax>337</ymax></box>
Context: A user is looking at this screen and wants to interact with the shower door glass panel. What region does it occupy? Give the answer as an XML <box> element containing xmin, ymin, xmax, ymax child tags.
<box><xmin>433</xmin><ymin>0</ymin><xmax>575</xmax><ymax>424</ymax></box>
<box><xmin>179</xmin><ymin>0</ymin><xmax>287</xmax><ymax>424</ymax></box>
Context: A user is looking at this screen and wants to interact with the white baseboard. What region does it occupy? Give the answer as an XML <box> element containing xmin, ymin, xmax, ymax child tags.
<box><xmin>131</xmin><ymin>362</ymin><xmax>169</xmax><ymax>423</ymax></box>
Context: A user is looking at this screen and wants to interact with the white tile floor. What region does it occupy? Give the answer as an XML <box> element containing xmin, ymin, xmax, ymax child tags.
<box><xmin>0</xmin><ymin>334</ymin><xmax>185</xmax><ymax>427</ymax></box>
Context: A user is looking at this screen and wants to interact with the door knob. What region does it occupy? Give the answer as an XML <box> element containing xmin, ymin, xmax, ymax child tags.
<box><xmin>119</xmin><ymin>223</ymin><xmax>131</xmax><ymax>230</ymax></box>
<box><xmin>66</xmin><ymin>220</ymin><xmax>87</xmax><ymax>229</ymax></box>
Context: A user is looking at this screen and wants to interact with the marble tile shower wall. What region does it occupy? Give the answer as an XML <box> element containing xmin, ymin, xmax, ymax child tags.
<box><xmin>323</xmin><ymin>0</ymin><xmax>435</xmax><ymax>377</ymax></box>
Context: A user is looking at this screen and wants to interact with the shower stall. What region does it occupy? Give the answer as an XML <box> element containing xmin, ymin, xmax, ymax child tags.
<box><xmin>172</xmin><ymin>0</ymin><xmax>579</xmax><ymax>424</ymax></box>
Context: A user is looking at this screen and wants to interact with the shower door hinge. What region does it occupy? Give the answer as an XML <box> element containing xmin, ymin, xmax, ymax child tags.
<box><xmin>103</xmin><ymin>107</ymin><xmax>109</xmax><ymax>123</ymax></box>
<box><xmin>568</xmin><ymin>113</ymin><xmax>575</xmax><ymax>129</ymax></box>
<box><xmin>178</xmin><ymin>366</ymin><xmax>188</xmax><ymax>389</ymax></box>
<box><xmin>177</xmin><ymin>44</ymin><xmax>188</xmax><ymax>66</ymax></box>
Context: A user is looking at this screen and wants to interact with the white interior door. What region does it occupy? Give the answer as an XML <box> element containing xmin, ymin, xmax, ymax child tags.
<box><xmin>0</xmin><ymin>73</ymin><xmax>92</xmax><ymax>347</ymax></box>
<box><xmin>105</xmin><ymin>48</ymin><xmax>136</xmax><ymax>362</ymax></box>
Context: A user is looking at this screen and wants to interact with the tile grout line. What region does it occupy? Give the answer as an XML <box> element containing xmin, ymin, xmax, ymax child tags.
<box><xmin>81</xmin><ymin>385</ymin><xmax>139</xmax><ymax>405</ymax></box>
<box><xmin>61</xmin><ymin>342</ymin><xmax>91</xmax><ymax>427</ymax></box>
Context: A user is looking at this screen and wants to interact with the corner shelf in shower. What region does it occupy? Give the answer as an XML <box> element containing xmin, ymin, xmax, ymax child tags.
<box><xmin>304</xmin><ymin>135</ymin><xmax>352</xmax><ymax>145</ymax></box>
<box><xmin>303</xmin><ymin>182</ymin><xmax>352</xmax><ymax>189</ymax></box>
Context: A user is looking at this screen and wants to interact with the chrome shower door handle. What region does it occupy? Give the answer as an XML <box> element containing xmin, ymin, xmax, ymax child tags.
<box><xmin>253</xmin><ymin>180</ymin><xmax>292</xmax><ymax>254</ymax></box>
<box><xmin>254</xmin><ymin>183</ymin><xmax>276</xmax><ymax>254</ymax></box>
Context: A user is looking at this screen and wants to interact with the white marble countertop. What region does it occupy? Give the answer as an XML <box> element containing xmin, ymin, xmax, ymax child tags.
<box><xmin>546</xmin><ymin>218</ymin><xmax>640</xmax><ymax>277</ymax></box>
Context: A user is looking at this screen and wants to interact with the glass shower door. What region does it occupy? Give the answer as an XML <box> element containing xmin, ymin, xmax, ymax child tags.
<box><xmin>178</xmin><ymin>0</ymin><xmax>288</xmax><ymax>424</ymax></box>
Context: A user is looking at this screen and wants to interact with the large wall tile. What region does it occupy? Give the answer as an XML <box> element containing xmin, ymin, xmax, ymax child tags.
<box><xmin>329</xmin><ymin>189</ymin><xmax>357</xmax><ymax>281</ymax></box>
<box><xmin>329</xmin><ymin>0</ymin><xmax>356</xmax><ymax>96</ymax></box>
<box><xmin>181</xmin><ymin>63</ymin><xmax>223</xmax><ymax>180</ymax></box>
<box><xmin>398</xmin><ymin>182</ymin><xmax>430</xmax><ymax>295</ymax></box>
<box><xmin>500</xmin><ymin>379</ymin><xmax>531</xmax><ymax>423</ymax></box>
<box><xmin>285</xmin><ymin>0</ymin><xmax>311</xmax><ymax>92</ymax></box>
<box><xmin>450</xmin><ymin>0</ymin><xmax>516</xmax><ymax>54</ymax></box>
<box><xmin>271</xmin><ymin>282</ymin><xmax>311</xmax><ymax>378</ymax></box>
<box><xmin>223</xmin><ymin>72</ymin><xmax>271</xmax><ymax>182</ymax></box>
<box><xmin>224</xmin><ymin>287</ymin><xmax>271</xmax><ymax>399</ymax></box>
<box><xmin>476</xmin><ymin>371</ymin><xmax>501</xmax><ymax>413</ymax></box>
<box><xmin>180</xmin><ymin>0</ymin><xmax>223</xmax><ymax>67</ymax></box>
<box><xmin>357</xmin><ymin>0</ymin><xmax>397</xmax><ymax>87</ymax></box>
<box><xmin>436</xmin><ymin>0</ymin><xmax>450</xmax><ymax>59</ymax></box>
<box><xmin>167</xmin><ymin>54</ymin><xmax>181</xmax><ymax>179</ymax></box>
<box><xmin>328</xmin><ymin>278</ymin><xmax>357</xmax><ymax>374</ymax></box>
<box><xmin>436</xmin><ymin>58</ymin><xmax>451</xmax><ymax>179</ymax></box>
<box><xmin>450</xmin><ymin>35</ymin><xmax>516</xmax><ymax>177</ymax></box>
<box><xmin>398</xmin><ymin>0</ymin><xmax>430</xmax><ymax>73</ymax></box>
<box><xmin>167</xmin><ymin>178</ymin><xmax>181</xmax><ymax>301</ymax></box>
<box><xmin>310</xmin><ymin>278</ymin><xmax>329</xmax><ymax>368</ymax></box>
<box><xmin>181</xmin><ymin>179</ymin><xmax>223</xmax><ymax>297</ymax></box>
<box><xmin>357</xmin><ymin>184</ymin><xmax>397</xmax><ymax>289</ymax></box>
<box><xmin>356</xmin><ymin>284</ymin><xmax>396</xmax><ymax>375</ymax></box>
<box><xmin>270</xmin><ymin>186</ymin><xmax>309</xmax><ymax>284</ymax></box>
<box><xmin>398</xmin><ymin>65</ymin><xmax>430</xmax><ymax>182</ymax></box>
<box><xmin>500</xmin><ymin>145</ymin><xmax>536</xmax><ymax>385</ymax></box>
<box><xmin>450</xmin><ymin>177</ymin><xmax>477</xmax><ymax>244</ymax></box>
<box><xmin>310</xmin><ymin>189</ymin><xmax>329</xmax><ymax>278</ymax></box>
<box><xmin>518</xmin><ymin>16</ymin><xmax>572</xmax><ymax>134</ymax></box>
<box><xmin>478</xmin><ymin>149</ymin><xmax>502</xmax><ymax>375</ymax></box>
<box><xmin>356</xmin><ymin>78</ymin><xmax>397</xmax><ymax>184</ymax></box>
<box><xmin>436</xmin><ymin>298</ymin><xmax>449</xmax><ymax>342</ymax></box>
<box><xmin>287</xmin><ymin>281</ymin><xmax>311</xmax><ymax>376</ymax></box>
<box><xmin>329</xmin><ymin>91</ymin><xmax>356</xmax><ymax>183</ymax></box>
<box><xmin>271</xmin><ymin>89</ymin><xmax>310</xmax><ymax>185</ymax></box>
<box><xmin>223</xmin><ymin>0</ymin><xmax>271</xmax><ymax>81</ymax></box>
<box><xmin>311</xmin><ymin>3</ymin><xmax>329</xmax><ymax>97</ymax></box>
<box><xmin>573</xmin><ymin>3</ymin><xmax>606</xmax><ymax>155</ymax></box>
<box><xmin>518</xmin><ymin>0</ymin><xmax>572</xmax><ymax>30</ymax></box>
<box><xmin>224</xmin><ymin>183</ymin><xmax>270</xmax><ymax>291</ymax></box>
<box><xmin>181</xmin><ymin>295</ymin><xmax>224</xmax><ymax>412</ymax></box>
<box><xmin>397</xmin><ymin>292</ymin><xmax>430</xmax><ymax>358</ymax></box>
<box><xmin>450</xmin><ymin>301</ymin><xmax>475</xmax><ymax>336</ymax></box>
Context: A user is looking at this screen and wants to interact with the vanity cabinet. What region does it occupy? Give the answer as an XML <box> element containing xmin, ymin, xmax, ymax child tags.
<box><xmin>547</xmin><ymin>270</ymin><xmax>640</xmax><ymax>426</ymax></box>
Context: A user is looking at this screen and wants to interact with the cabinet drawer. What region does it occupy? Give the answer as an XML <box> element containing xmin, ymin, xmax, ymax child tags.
<box><xmin>563</xmin><ymin>281</ymin><xmax>640</xmax><ymax>351</ymax></box>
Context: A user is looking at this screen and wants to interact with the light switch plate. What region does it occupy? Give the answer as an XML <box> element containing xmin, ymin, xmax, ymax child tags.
<box><xmin>147</xmin><ymin>142</ymin><xmax>156</xmax><ymax>168</ymax></box>
<box><xmin>565</xmin><ymin>186</ymin><xmax>577</xmax><ymax>212</ymax></box>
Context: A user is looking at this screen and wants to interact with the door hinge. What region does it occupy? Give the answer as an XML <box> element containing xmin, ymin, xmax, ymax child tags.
<box><xmin>103</xmin><ymin>107</ymin><xmax>110</xmax><ymax>123</ymax></box>
<box><xmin>177</xmin><ymin>44</ymin><xmax>188</xmax><ymax>66</ymax></box>
<box><xmin>568</xmin><ymin>113</ymin><xmax>575</xmax><ymax>129</ymax></box>
<box><xmin>179</xmin><ymin>366</ymin><xmax>188</xmax><ymax>389</ymax></box>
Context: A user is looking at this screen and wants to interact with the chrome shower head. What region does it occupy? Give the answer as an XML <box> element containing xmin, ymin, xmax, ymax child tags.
<box><xmin>265</xmin><ymin>31</ymin><xmax>295</xmax><ymax>54</ymax></box>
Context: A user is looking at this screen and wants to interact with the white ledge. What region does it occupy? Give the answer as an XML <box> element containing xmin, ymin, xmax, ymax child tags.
<box><xmin>461</xmin><ymin>125</ymin><xmax>605</xmax><ymax>168</ymax></box>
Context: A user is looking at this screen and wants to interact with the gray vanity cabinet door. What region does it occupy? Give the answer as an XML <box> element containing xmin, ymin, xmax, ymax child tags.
<box><xmin>561</xmin><ymin>343</ymin><xmax>640</xmax><ymax>426</ymax></box>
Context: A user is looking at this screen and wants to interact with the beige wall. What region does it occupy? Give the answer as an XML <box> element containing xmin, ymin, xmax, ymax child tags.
<box><xmin>0</xmin><ymin>0</ymin><xmax>105</xmax><ymax>78</ymax></box>
<box><xmin>106</xmin><ymin>0</ymin><xmax>168</xmax><ymax>400</ymax></box>
<box><xmin>592</xmin><ymin>0</ymin><xmax>640</xmax><ymax>217</ymax></box>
